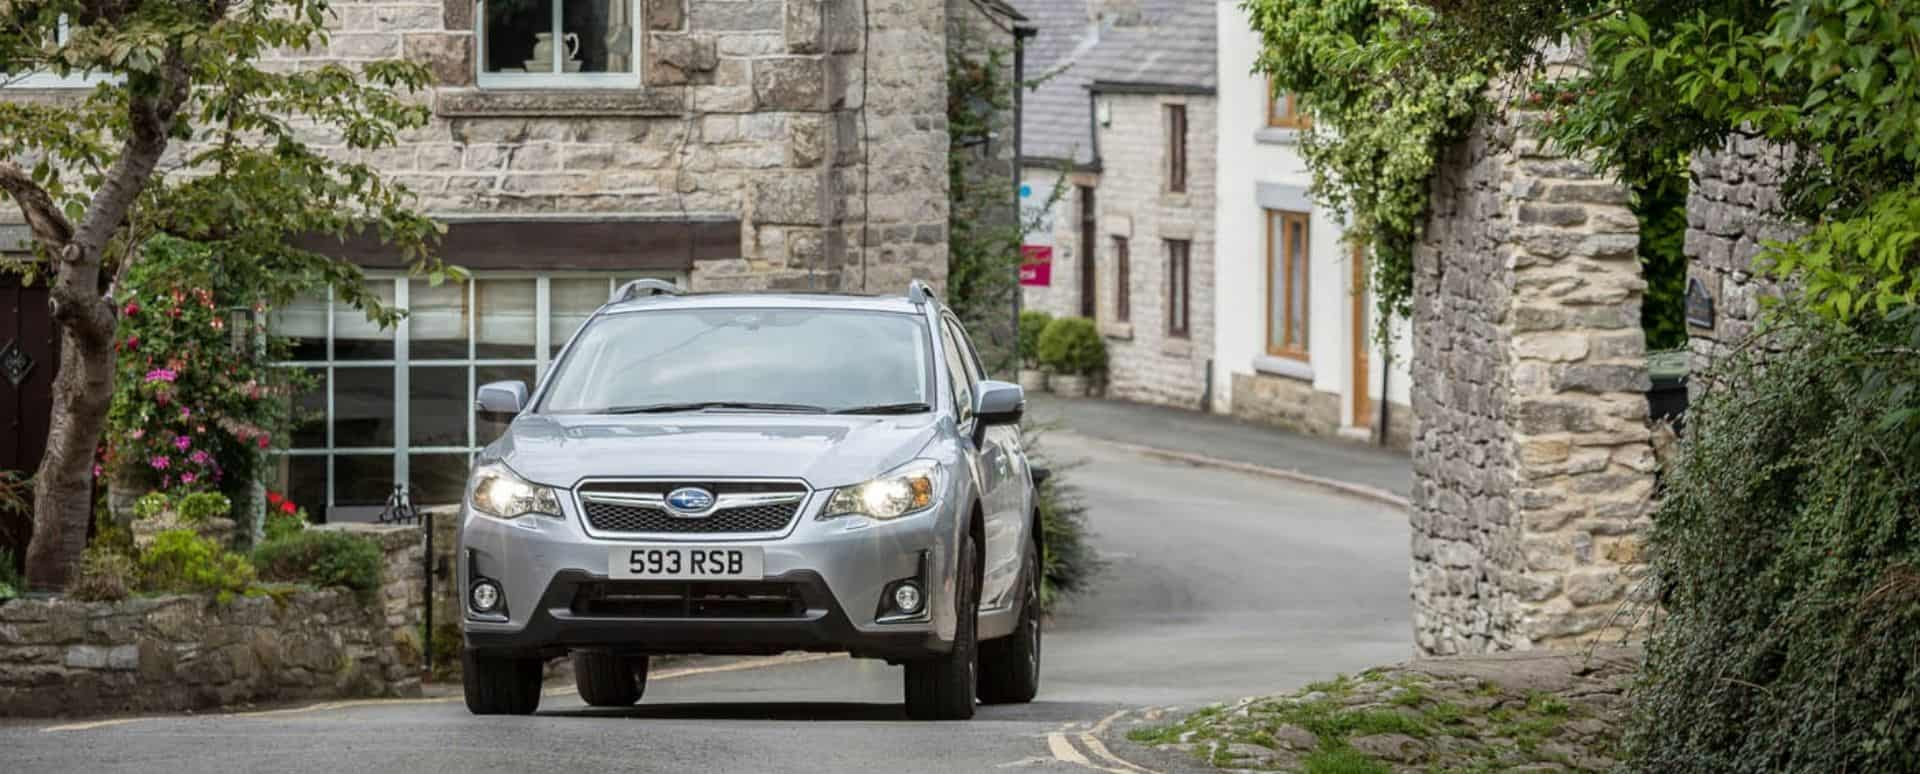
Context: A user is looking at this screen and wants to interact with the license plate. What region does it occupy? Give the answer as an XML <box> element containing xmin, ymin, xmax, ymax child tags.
<box><xmin>610</xmin><ymin>546</ymin><xmax>764</xmax><ymax>580</ymax></box>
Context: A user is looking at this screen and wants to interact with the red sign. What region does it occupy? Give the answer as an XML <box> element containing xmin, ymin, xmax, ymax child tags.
<box><xmin>1019</xmin><ymin>245</ymin><xmax>1052</xmax><ymax>286</ymax></box>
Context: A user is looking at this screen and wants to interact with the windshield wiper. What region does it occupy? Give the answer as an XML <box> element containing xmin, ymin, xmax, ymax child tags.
<box><xmin>833</xmin><ymin>402</ymin><xmax>932</xmax><ymax>415</ymax></box>
<box><xmin>597</xmin><ymin>401</ymin><xmax>829</xmax><ymax>415</ymax></box>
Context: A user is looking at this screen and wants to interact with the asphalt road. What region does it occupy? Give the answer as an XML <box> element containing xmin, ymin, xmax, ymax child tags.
<box><xmin>0</xmin><ymin>431</ymin><xmax>1412</xmax><ymax>773</ymax></box>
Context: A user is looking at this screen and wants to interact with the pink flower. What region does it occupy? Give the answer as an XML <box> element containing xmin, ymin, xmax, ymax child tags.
<box><xmin>92</xmin><ymin>464</ymin><xmax>103</xmax><ymax>478</ymax></box>
<box><xmin>149</xmin><ymin>456</ymin><xmax>170</xmax><ymax>470</ymax></box>
<box><xmin>189</xmin><ymin>450</ymin><xmax>210</xmax><ymax>465</ymax></box>
<box><xmin>179</xmin><ymin>472</ymin><xmax>197</xmax><ymax>484</ymax></box>
<box><xmin>173</xmin><ymin>435</ymin><xmax>191</xmax><ymax>451</ymax></box>
<box><xmin>160</xmin><ymin>475</ymin><xmax>170</xmax><ymax>488</ymax></box>
<box><xmin>124</xmin><ymin>335</ymin><xmax>139</xmax><ymax>351</ymax></box>
<box><xmin>145</xmin><ymin>368</ymin><xmax>177</xmax><ymax>383</ymax></box>
<box><xmin>129</xmin><ymin>429</ymin><xmax>145</xmax><ymax>440</ymax></box>
<box><xmin>123</xmin><ymin>300</ymin><xmax>139</xmax><ymax>316</ymax></box>
<box><xmin>257</xmin><ymin>435</ymin><xmax>271</xmax><ymax>449</ymax></box>
<box><xmin>179</xmin><ymin>406</ymin><xmax>192</xmax><ymax>419</ymax></box>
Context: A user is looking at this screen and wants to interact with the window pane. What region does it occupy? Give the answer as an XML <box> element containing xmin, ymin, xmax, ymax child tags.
<box><xmin>410</xmin><ymin>366</ymin><xmax>469</xmax><ymax>447</ymax></box>
<box><xmin>281</xmin><ymin>455</ymin><xmax>326</xmax><ymax>517</ymax></box>
<box><xmin>409</xmin><ymin>453</ymin><xmax>472</xmax><ymax>506</ymax></box>
<box><xmin>273</xmin><ymin>292</ymin><xmax>329</xmax><ymax>361</ymax></box>
<box><xmin>1268</xmin><ymin>216</ymin><xmax>1285</xmax><ymax>352</ymax></box>
<box><xmin>409</xmin><ymin>279</ymin><xmax>469</xmax><ymax>360</ymax></box>
<box><xmin>483</xmin><ymin>0</ymin><xmax>556</xmax><ymax>73</ymax></box>
<box><xmin>477</xmin><ymin>365</ymin><xmax>537</xmax><ymax>445</ymax></box>
<box><xmin>290</xmin><ymin>367</ymin><xmax>328</xmax><ymax>449</ymax></box>
<box><xmin>333</xmin><ymin>367</ymin><xmax>395</xmax><ymax>448</ymax></box>
<box><xmin>333</xmin><ymin>281</ymin><xmax>396</xmax><ymax>360</ymax></box>
<box><xmin>551</xmin><ymin>277</ymin><xmax>610</xmax><ymax>355</ymax></box>
<box><xmin>565</xmin><ymin>0</ymin><xmax>635</xmax><ymax>73</ymax></box>
<box><xmin>1290</xmin><ymin>220</ymin><xmax>1308</xmax><ymax>349</ymax></box>
<box><xmin>476</xmin><ymin>279</ymin><xmax>537</xmax><ymax>359</ymax></box>
<box><xmin>333</xmin><ymin>454</ymin><xmax>394</xmax><ymax>508</ymax></box>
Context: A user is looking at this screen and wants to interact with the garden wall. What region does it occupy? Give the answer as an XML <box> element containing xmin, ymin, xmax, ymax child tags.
<box><xmin>1410</xmin><ymin>102</ymin><xmax>1656</xmax><ymax>655</ymax></box>
<box><xmin>0</xmin><ymin>524</ymin><xmax>427</xmax><ymax>717</ymax></box>
<box><xmin>1683</xmin><ymin>134</ymin><xmax>1801</xmax><ymax>369</ymax></box>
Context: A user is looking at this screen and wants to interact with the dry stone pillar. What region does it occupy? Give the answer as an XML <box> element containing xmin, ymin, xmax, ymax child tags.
<box><xmin>1410</xmin><ymin>105</ymin><xmax>1658</xmax><ymax>656</ymax></box>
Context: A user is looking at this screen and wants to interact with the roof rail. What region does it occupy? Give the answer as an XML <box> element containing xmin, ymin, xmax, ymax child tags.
<box><xmin>611</xmin><ymin>278</ymin><xmax>683</xmax><ymax>303</ymax></box>
<box><xmin>907</xmin><ymin>279</ymin><xmax>934</xmax><ymax>305</ymax></box>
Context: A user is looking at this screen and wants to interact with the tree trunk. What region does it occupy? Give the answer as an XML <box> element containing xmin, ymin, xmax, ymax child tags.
<box><xmin>24</xmin><ymin>263</ymin><xmax>115</xmax><ymax>591</ymax></box>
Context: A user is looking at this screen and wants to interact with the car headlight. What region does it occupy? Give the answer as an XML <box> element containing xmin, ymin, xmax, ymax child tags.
<box><xmin>468</xmin><ymin>462</ymin><xmax>563</xmax><ymax>520</ymax></box>
<box><xmin>822</xmin><ymin>460</ymin><xmax>941</xmax><ymax>521</ymax></box>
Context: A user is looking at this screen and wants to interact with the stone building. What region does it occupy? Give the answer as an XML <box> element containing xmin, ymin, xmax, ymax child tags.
<box><xmin>1015</xmin><ymin>0</ymin><xmax>1217</xmax><ymax>409</ymax></box>
<box><xmin>0</xmin><ymin>0</ymin><xmax>1023</xmax><ymax>521</ymax></box>
<box><xmin>1211</xmin><ymin>0</ymin><xmax>1411</xmax><ymax>448</ymax></box>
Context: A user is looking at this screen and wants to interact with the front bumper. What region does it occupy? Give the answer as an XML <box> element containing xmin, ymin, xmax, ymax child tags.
<box><xmin>458</xmin><ymin>488</ymin><xmax>962</xmax><ymax>660</ymax></box>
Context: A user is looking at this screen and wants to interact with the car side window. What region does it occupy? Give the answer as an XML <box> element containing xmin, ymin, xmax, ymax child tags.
<box><xmin>950</xmin><ymin>318</ymin><xmax>989</xmax><ymax>385</ymax></box>
<box><xmin>940</xmin><ymin>320</ymin><xmax>976</xmax><ymax>423</ymax></box>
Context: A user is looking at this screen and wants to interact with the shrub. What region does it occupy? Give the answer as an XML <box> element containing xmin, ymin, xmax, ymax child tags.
<box><xmin>1037</xmin><ymin>317</ymin><xmax>1106</xmax><ymax>376</ymax></box>
<box><xmin>1021</xmin><ymin>423</ymin><xmax>1101</xmax><ymax>609</ymax></box>
<box><xmin>139</xmin><ymin>529</ymin><xmax>256</xmax><ymax>599</ymax></box>
<box><xmin>132</xmin><ymin>491</ymin><xmax>170</xmax><ymax>520</ymax></box>
<box><xmin>1626</xmin><ymin>305</ymin><xmax>1920</xmax><ymax>772</ymax></box>
<box><xmin>174</xmin><ymin>491</ymin><xmax>231</xmax><ymax>523</ymax></box>
<box><xmin>69</xmin><ymin>547</ymin><xmax>138</xmax><ymax>602</ymax></box>
<box><xmin>253</xmin><ymin>529</ymin><xmax>383</xmax><ymax>593</ymax></box>
<box><xmin>1017</xmin><ymin>310</ymin><xmax>1053</xmax><ymax>369</ymax></box>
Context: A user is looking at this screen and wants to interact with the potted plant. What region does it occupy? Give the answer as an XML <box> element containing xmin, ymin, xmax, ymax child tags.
<box><xmin>1017</xmin><ymin>310</ymin><xmax>1053</xmax><ymax>393</ymax></box>
<box><xmin>1037</xmin><ymin>316</ymin><xmax>1106</xmax><ymax>398</ymax></box>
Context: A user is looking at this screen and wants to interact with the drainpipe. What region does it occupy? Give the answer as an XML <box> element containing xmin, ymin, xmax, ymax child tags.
<box><xmin>1200</xmin><ymin>358</ymin><xmax>1213</xmax><ymax>413</ymax></box>
<box><xmin>1012</xmin><ymin>24</ymin><xmax>1036</xmax><ymax>366</ymax></box>
<box><xmin>1375</xmin><ymin>346</ymin><xmax>1393</xmax><ymax>447</ymax></box>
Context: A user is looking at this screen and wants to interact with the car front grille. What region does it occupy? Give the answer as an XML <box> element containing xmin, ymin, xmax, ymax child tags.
<box><xmin>576</xmin><ymin>481</ymin><xmax>808</xmax><ymax>535</ymax></box>
<box><xmin>571</xmin><ymin>580</ymin><xmax>807</xmax><ymax>619</ymax></box>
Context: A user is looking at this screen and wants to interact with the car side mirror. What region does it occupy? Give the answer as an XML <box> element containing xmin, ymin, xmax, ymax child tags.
<box><xmin>476</xmin><ymin>380</ymin><xmax>529</xmax><ymax>419</ymax></box>
<box><xmin>975</xmin><ymin>380</ymin><xmax>1025</xmax><ymax>427</ymax></box>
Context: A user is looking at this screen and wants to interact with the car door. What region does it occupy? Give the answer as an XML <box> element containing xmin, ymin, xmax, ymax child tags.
<box><xmin>944</xmin><ymin>316</ymin><xmax>1027</xmax><ymax>610</ymax></box>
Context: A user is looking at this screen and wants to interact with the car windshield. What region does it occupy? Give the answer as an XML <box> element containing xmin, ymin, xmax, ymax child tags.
<box><xmin>538</xmin><ymin>307</ymin><xmax>932</xmax><ymax>414</ymax></box>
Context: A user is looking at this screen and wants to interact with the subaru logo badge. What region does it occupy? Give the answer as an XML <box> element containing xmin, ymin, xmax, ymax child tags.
<box><xmin>665</xmin><ymin>487</ymin><xmax>716</xmax><ymax>515</ymax></box>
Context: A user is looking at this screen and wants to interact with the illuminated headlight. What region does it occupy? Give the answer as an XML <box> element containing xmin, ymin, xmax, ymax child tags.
<box><xmin>823</xmin><ymin>460</ymin><xmax>940</xmax><ymax>521</ymax></box>
<box><xmin>468</xmin><ymin>462</ymin><xmax>563</xmax><ymax>520</ymax></box>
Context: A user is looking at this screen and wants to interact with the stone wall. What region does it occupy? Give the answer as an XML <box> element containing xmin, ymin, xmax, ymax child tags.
<box><xmin>0</xmin><ymin>524</ymin><xmax>428</xmax><ymax>717</ymax></box>
<box><xmin>1410</xmin><ymin>105</ymin><xmax>1656</xmax><ymax>656</ymax></box>
<box><xmin>1092</xmin><ymin>91</ymin><xmax>1217</xmax><ymax>409</ymax></box>
<box><xmin>1684</xmin><ymin>134</ymin><xmax>1801</xmax><ymax>371</ymax></box>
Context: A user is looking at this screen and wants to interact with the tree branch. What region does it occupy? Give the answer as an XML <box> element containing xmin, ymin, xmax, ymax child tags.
<box><xmin>0</xmin><ymin>161</ymin><xmax>75</xmax><ymax>250</ymax></box>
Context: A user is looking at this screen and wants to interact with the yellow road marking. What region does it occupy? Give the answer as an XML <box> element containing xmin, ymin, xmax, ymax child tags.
<box><xmin>1047</xmin><ymin>733</ymin><xmax>1094</xmax><ymax>766</ymax></box>
<box><xmin>41</xmin><ymin>718</ymin><xmax>143</xmax><ymax>733</ymax></box>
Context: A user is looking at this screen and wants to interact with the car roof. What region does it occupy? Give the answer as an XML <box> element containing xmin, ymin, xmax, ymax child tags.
<box><xmin>596</xmin><ymin>292</ymin><xmax>930</xmax><ymax>317</ymax></box>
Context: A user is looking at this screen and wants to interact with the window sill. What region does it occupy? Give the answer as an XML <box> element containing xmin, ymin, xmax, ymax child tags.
<box><xmin>1161</xmin><ymin>336</ymin><xmax>1193</xmax><ymax>357</ymax></box>
<box><xmin>435</xmin><ymin>88</ymin><xmax>684</xmax><ymax>118</ymax></box>
<box><xmin>1256</xmin><ymin>127</ymin><xmax>1302</xmax><ymax>145</ymax></box>
<box><xmin>1253</xmin><ymin>354</ymin><xmax>1313</xmax><ymax>381</ymax></box>
<box><xmin>1100</xmin><ymin>321</ymin><xmax>1134</xmax><ymax>341</ymax></box>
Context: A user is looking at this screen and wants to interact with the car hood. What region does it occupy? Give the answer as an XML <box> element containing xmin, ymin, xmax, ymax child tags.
<box><xmin>489</xmin><ymin>412</ymin><xmax>942</xmax><ymax>489</ymax></box>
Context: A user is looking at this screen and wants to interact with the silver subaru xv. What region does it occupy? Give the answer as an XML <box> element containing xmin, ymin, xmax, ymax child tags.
<box><xmin>457</xmin><ymin>279</ymin><xmax>1042</xmax><ymax>720</ymax></box>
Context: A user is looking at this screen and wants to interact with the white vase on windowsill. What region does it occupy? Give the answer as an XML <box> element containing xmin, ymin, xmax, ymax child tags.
<box><xmin>526</xmin><ymin>32</ymin><xmax>581</xmax><ymax>73</ymax></box>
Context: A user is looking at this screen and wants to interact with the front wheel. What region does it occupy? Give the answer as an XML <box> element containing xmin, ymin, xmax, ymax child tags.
<box><xmin>979</xmin><ymin>543</ymin><xmax>1041</xmax><ymax>704</ymax></box>
<box><xmin>904</xmin><ymin>534</ymin><xmax>979</xmax><ymax>720</ymax></box>
<box><xmin>573</xmin><ymin>651</ymin><xmax>648</xmax><ymax>707</ymax></box>
<box><xmin>462</xmin><ymin>649</ymin><xmax>543</xmax><ymax>716</ymax></box>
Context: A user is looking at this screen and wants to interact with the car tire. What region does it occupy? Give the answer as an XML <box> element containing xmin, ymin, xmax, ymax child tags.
<box><xmin>573</xmin><ymin>651</ymin><xmax>648</xmax><ymax>707</ymax></box>
<box><xmin>979</xmin><ymin>543</ymin><xmax>1041</xmax><ymax>705</ymax></box>
<box><xmin>462</xmin><ymin>649</ymin><xmax>543</xmax><ymax>716</ymax></box>
<box><xmin>904</xmin><ymin>534</ymin><xmax>979</xmax><ymax>721</ymax></box>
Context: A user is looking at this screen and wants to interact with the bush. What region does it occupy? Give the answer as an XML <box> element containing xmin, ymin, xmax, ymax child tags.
<box><xmin>69</xmin><ymin>547</ymin><xmax>138</xmax><ymax>602</ymax></box>
<box><xmin>0</xmin><ymin>547</ymin><xmax>22</xmax><ymax>598</ymax></box>
<box><xmin>132</xmin><ymin>491</ymin><xmax>169</xmax><ymax>520</ymax></box>
<box><xmin>1021</xmin><ymin>423</ymin><xmax>1101</xmax><ymax>609</ymax></box>
<box><xmin>1626</xmin><ymin>306</ymin><xmax>1920</xmax><ymax>773</ymax></box>
<box><xmin>1017</xmin><ymin>310</ymin><xmax>1053</xmax><ymax>369</ymax></box>
<box><xmin>1037</xmin><ymin>316</ymin><xmax>1106</xmax><ymax>376</ymax></box>
<box><xmin>175</xmin><ymin>491</ymin><xmax>231</xmax><ymax>523</ymax></box>
<box><xmin>253</xmin><ymin>529</ymin><xmax>383</xmax><ymax>593</ymax></box>
<box><xmin>139</xmin><ymin>529</ymin><xmax>256</xmax><ymax>599</ymax></box>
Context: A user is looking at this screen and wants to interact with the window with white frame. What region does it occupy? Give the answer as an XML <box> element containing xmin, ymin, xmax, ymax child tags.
<box><xmin>477</xmin><ymin>0</ymin><xmax>641</xmax><ymax>89</ymax></box>
<box><xmin>269</xmin><ymin>271</ymin><xmax>680</xmax><ymax>520</ymax></box>
<box><xmin>2</xmin><ymin>15</ymin><xmax>111</xmax><ymax>89</ymax></box>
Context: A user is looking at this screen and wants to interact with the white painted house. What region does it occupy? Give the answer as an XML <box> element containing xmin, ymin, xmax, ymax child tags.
<box><xmin>1211</xmin><ymin>1</ymin><xmax>1411</xmax><ymax>448</ymax></box>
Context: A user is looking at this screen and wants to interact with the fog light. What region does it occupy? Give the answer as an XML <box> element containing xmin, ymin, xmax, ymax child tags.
<box><xmin>470</xmin><ymin>580</ymin><xmax>503</xmax><ymax>614</ymax></box>
<box><xmin>892</xmin><ymin>582</ymin><xmax>923</xmax><ymax>614</ymax></box>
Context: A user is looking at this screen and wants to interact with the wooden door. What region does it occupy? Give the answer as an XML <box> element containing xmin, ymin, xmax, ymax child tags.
<box><xmin>0</xmin><ymin>274</ymin><xmax>56</xmax><ymax>564</ymax></box>
<box><xmin>1350</xmin><ymin>245</ymin><xmax>1372</xmax><ymax>429</ymax></box>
